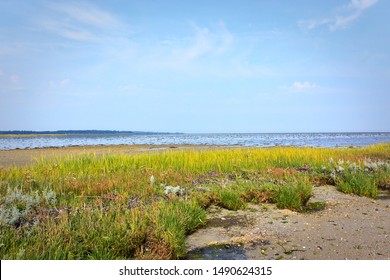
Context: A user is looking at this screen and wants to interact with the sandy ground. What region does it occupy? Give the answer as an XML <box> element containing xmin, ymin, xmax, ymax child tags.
<box><xmin>0</xmin><ymin>145</ymin><xmax>389</xmax><ymax>260</ymax></box>
<box><xmin>186</xmin><ymin>186</ymin><xmax>390</xmax><ymax>260</ymax></box>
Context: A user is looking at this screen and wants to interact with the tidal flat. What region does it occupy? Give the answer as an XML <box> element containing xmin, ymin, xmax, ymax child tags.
<box><xmin>0</xmin><ymin>144</ymin><xmax>389</xmax><ymax>259</ymax></box>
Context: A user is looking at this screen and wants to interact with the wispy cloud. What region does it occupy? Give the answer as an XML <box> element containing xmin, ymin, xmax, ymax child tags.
<box><xmin>51</xmin><ymin>2</ymin><xmax>121</xmax><ymax>28</ymax></box>
<box><xmin>0</xmin><ymin>73</ymin><xmax>25</xmax><ymax>93</ymax></box>
<box><xmin>178</xmin><ymin>22</ymin><xmax>234</xmax><ymax>61</ymax></box>
<box><xmin>152</xmin><ymin>21</ymin><xmax>235</xmax><ymax>71</ymax></box>
<box><xmin>283</xmin><ymin>81</ymin><xmax>319</xmax><ymax>92</ymax></box>
<box><xmin>299</xmin><ymin>0</ymin><xmax>378</xmax><ymax>31</ymax></box>
<box><xmin>41</xmin><ymin>19</ymin><xmax>96</xmax><ymax>41</ymax></box>
<box><xmin>118</xmin><ymin>83</ymin><xmax>148</xmax><ymax>96</ymax></box>
<box><xmin>60</xmin><ymin>79</ymin><xmax>71</xmax><ymax>87</ymax></box>
<box><xmin>40</xmin><ymin>2</ymin><xmax>125</xmax><ymax>42</ymax></box>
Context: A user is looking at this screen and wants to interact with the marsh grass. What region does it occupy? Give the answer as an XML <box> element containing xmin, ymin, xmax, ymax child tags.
<box><xmin>275</xmin><ymin>178</ymin><xmax>312</xmax><ymax>211</ymax></box>
<box><xmin>332</xmin><ymin>155</ymin><xmax>390</xmax><ymax>199</ymax></box>
<box><xmin>337</xmin><ymin>171</ymin><xmax>378</xmax><ymax>198</ymax></box>
<box><xmin>216</xmin><ymin>188</ymin><xmax>246</xmax><ymax>211</ymax></box>
<box><xmin>0</xmin><ymin>143</ymin><xmax>389</xmax><ymax>259</ymax></box>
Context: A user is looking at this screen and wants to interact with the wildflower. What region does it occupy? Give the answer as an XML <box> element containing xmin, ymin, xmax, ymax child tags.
<box><xmin>164</xmin><ymin>186</ymin><xmax>181</xmax><ymax>196</ymax></box>
<box><xmin>348</xmin><ymin>163</ymin><xmax>361</xmax><ymax>171</ymax></box>
<box><xmin>364</xmin><ymin>161</ymin><xmax>378</xmax><ymax>172</ymax></box>
<box><xmin>150</xmin><ymin>175</ymin><xmax>155</xmax><ymax>185</ymax></box>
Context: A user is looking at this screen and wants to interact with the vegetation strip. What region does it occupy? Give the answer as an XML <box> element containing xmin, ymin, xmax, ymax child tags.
<box><xmin>0</xmin><ymin>143</ymin><xmax>389</xmax><ymax>259</ymax></box>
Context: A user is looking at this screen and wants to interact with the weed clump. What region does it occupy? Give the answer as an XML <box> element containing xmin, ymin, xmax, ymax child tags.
<box><xmin>274</xmin><ymin>179</ymin><xmax>312</xmax><ymax>211</ymax></box>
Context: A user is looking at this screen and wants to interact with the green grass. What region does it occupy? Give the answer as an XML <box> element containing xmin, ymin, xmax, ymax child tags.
<box><xmin>337</xmin><ymin>171</ymin><xmax>377</xmax><ymax>198</ymax></box>
<box><xmin>0</xmin><ymin>143</ymin><xmax>389</xmax><ymax>259</ymax></box>
<box><xmin>275</xmin><ymin>178</ymin><xmax>312</xmax><ymax>211</ymax></box>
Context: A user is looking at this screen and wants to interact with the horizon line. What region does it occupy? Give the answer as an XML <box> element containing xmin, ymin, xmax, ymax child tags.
<box><xmin>1</xmin><ymin>130</ymin><xmax>389</xmax><ymax>135</ymax></box>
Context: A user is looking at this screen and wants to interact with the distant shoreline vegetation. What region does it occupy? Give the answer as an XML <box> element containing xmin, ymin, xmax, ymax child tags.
<box><xmin>0</xmin><ymin>130</ymin><xmax>172</xmax><ymax>137</ymax></box>
<box><xmin>1</xmin><ymin>131</ymin><xmax>390</xmax><ymax>136</ymax></box>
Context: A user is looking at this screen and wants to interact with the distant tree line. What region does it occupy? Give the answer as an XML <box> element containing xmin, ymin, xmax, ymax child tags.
<box><xmin>0</xmin><ymin>130</ymin><xmax>168</xmax><ymax>135</ymax></box>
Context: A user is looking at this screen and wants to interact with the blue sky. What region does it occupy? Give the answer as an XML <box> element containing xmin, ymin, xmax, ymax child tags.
<box><xmin>0</xmin><ymin>0</ymin><xmax>389</xmax><ymax>133</ymax></box>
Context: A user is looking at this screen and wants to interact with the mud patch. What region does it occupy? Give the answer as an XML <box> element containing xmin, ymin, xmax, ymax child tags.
<box><xmin>206</xmin><ymin>215</ymin><xmax>254</xmax><ymax>229</ymax></box>
<box><xmin>186</xmin><ymin>244</ymin><xmax>248</xmax><ymax>260</ymax></box>
<box><xmin>186</xmin><ymin>240</ymin><xmax>271</xmax><ymax>260</ymax></box>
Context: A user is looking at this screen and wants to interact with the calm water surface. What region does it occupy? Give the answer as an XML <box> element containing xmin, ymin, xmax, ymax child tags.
<box><xmin>1</xmin><ymin>133</ymin><xmax>390</xmax><ymax>150</ymax></box>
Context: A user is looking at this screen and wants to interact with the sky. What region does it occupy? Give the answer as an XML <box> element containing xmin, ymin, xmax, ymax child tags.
<box><xmin>0</xmin><ymin>0</ymin><xmax>389</xmax><ymax>133</ymax></box>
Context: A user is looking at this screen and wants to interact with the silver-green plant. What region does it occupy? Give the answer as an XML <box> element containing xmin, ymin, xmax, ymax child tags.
<box><xmin>0</xmin><ymin>187</ymin><xmax>56</xmax><ymax>227</ymax></box>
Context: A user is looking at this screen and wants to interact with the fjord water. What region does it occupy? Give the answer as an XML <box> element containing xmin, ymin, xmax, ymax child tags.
<box><xmin>1</xmin><ymin>132</ymin><xmax>390</xmax><ymax>150</ymax></box>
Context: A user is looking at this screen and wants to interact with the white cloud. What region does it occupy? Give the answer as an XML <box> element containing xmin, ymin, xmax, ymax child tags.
<box><xmin>349</xmin><ymin>0</ymin><xmax>378</xmax><ymax>10</ymax></box>
<box><xmin>185</xmin><ymin>26</ymin><xmax>212</xmax><ymax>59</ymax></box>
<box><xmin>0</xmin><ymin>73</ymin><xmax>25</xmax><ymax>93</ymax></box>
<box><xmin>284</xmin><ymin>81</ymin><xmax>319</xmax><ymax>92</ymax></box>
<box><xmin>51</xmin><ymin>2</ymin><xmax>121</xmax><ymax>29</ymax></box>
<box><xmin>60</xmin><ymin>79</ymin><xmax>71</xmax><ymax>87</ymax></box>
<box><xmin>156</xmin><ymin>22</ymin><xmax>235</xmax><ymax>70</ymax></box>
<box><xmin>300</xmin><ymin>0</ymin><xmax>378</xmax><ymax>31</ymax></box>
<box><xmin>41</xmin><ymin>2</ymin><xmax>125</xmax><ymax>42</ymax></box>
<box><xmin>293</xmin><ymin>81</ymin><xmax>318</xmax><ymax>90</ymax></box>
<box><xmin>182</xmin><ymin>22</ymin><xmax>234</xmax><ymax>60</ymax></box>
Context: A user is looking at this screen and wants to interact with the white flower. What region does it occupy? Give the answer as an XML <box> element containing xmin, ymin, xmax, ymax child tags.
<box><xmin>164</xmin><ymin>186</ymin><xmax>181</xmax><ymax>195</ymax></box>
<box><xmin>364</xmin><ymin>161</ymin><xmax>378</xmax><ymax>172</ymax></box>
<box><xmin>348</xmin><ymin>163</ymin><xmax>361</xmax><ymax>171</ymax></box>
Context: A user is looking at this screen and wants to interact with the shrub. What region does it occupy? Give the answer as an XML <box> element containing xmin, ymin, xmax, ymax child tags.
<box><xmin>0</xmin><ymin>187</ymin><xmax>57</xmax><ymax>228</ymax></box>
